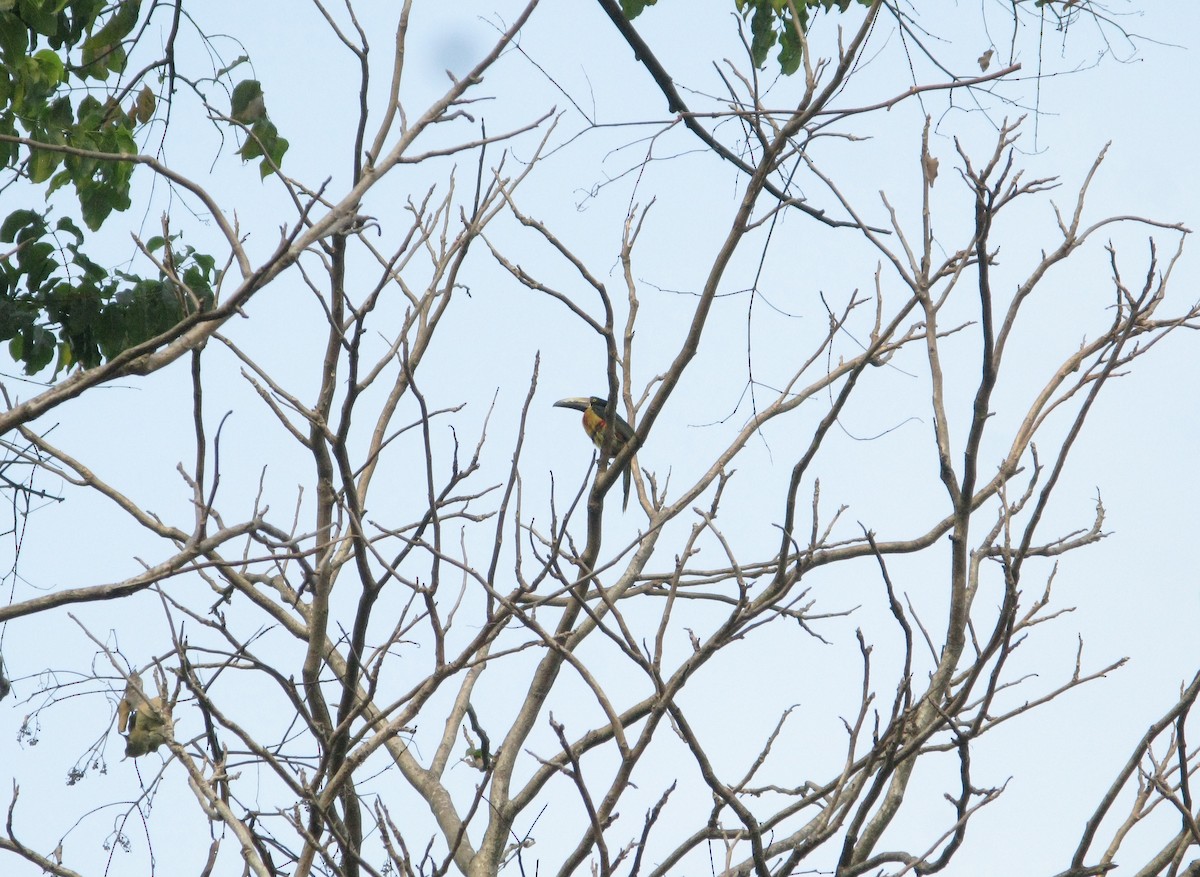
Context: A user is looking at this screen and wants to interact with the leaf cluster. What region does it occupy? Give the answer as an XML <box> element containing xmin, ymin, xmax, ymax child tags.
<box><xmin>1</xmin><ymin>1</ymin><xmax>148</xmax><ymax>228</ymax></box>
<box><xmin>622</xmin><ymin>0</ymin><xmax>873</xmax><ymax>74</ymax></box>
<box><xmin>0</xmin><ymin>209</ymin><xmax>217</xmax><ymax>375</ymax></box>
<box><xmin>0</xmin><ymin>2</ymin><xmax>268</xmax><ymax>377</ymax></box>
<box><xmin>230</xmin><ymin>78</ymin><xmax>289</xmax><ymax>178</ymax></box>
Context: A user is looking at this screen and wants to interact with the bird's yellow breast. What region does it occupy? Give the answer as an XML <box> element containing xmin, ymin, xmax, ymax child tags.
<box><xmin>581</xmin><ymin>407</ymin><xmax>607</xmax><ymax>448</ymax></box>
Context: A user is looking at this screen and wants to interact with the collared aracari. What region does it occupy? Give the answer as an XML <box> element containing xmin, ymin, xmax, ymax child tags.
<box><xmin>554</xmin><ymin>396</ymin><xmax>634</xmax><ymax>510</ymax></box>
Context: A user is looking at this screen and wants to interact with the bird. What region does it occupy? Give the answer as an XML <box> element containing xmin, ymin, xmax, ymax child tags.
<box><xmin>554</xmin><ymin>396</ymin><xmax>635</xmax><ymax>510</ymax></box>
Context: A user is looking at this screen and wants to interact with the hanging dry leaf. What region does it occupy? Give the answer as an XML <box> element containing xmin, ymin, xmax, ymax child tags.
<box><xmin>923</xmin><ymin>152</ymin><xmax>940</xmax><ymax>186</ymax></box>
<box><xmin>125</xmin><ymin>696</ymin><xmax>168</xmax><ymax>757</ymax></box>
<box><xmin>116</xmin><ymin>676</ymin><xmax>139</xmax><ymax>733</ymax></box>
<box><xmin>117</xmin><ymin>673</ymin><xmax>169</xmax><ymax>757</ymax></box>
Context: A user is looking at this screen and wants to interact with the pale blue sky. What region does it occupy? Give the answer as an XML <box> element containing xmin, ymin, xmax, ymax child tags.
<box><xmin>2</xmin><ymin>3</ymin><xmax>1198</xmax><ymax>875</ymax></box>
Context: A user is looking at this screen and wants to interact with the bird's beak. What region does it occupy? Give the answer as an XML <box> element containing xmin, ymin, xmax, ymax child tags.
<box><xmin>553</xmin><ymin>397</ymin><xmax>590</xmax><ymax>412</ymax></box>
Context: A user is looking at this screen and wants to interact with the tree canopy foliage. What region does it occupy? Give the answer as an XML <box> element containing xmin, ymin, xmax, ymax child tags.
<box><xmin>622</xmin><ymin>0</ymin><xmax>875</xmax><ymax>74</ymax></box>
<box><xmin>0</xmin><ymin>0</ymin><xmax>280</xmax><ymax>376</ymax></box>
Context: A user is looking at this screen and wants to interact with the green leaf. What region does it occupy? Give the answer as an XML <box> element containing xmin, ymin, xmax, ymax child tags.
<box><xmin>68</xmin><ymin>247</ymin><xmax>107</xmax><ymax>283</ymax></box>
<box><xmin>778</xmin><ymin>20</ymin><xmax>802</xmax><ymax>75</ymax></box>
<box><xmin>54</xmin><ymin>216</ymin><xmax>83</xmax><ymax>242</ymax></box>
<box><xmin>32</xmin><ymin>49</ymin><xmax>66</xmax><ymax>87</ymax></box>
<box><xmin>238</xmin><ymin>132</ymin><xmax>263</xmax><ymax>162</ymax></box>
<box><xmin>231</xmin><ymin>79</ymin><xmax>265</xmax><ymax>123</ymax></box>
<box><xmin>0</xmin><ymin>16</ymin><xmax>29</xmax><ymax>62</ymax></box>
<box><xmin>261</xmin><ymin>133</ymin><xmax>288</xmax><ymax>178</ymax></box>
<box><xmin>1</xmin><ymin>209</ymin><xmax>41</xmax><ymax>243</ymax></box>
<box><xmin>79</xmin><ymin>183</ymin><xmax>119</xmax><ymax>231</ymax></box>
<box><xmin>23</xmin><ymin>324</ymin><xmax>56</xmax><ymax>373</ymax></box>
<box><xmin>238</xmin><ymin>118</ymin><xmax>288</xmax><ymax>177</ymax></box>
<box><xmin>192</xmin><ymin>252</ymin><xmax>215</xmax><ymax>276</ymax></box>
<box><xmin>81</xmin><ymin>0</ymin><xmax>140</xmax><ymax>79</ymax></box>
<box><xmin>16</xmin><ymin>0</ymin><xmax>58</xmax><ymax>36</ymax></box>
<box><xmin>22</xmin><ymin>240</ymin><xmax>56</xmax><ymax>290</ymax></box>
<box><xmin>46</xmin><ymin>167</ymin><xmax>71</xmax><ymax>196</ymax></box>
<box><xmin>749</xmin><ymin>3</ymin><xmax>776</xmax><ymax>69</ymax></box>
<box><xmin>620</xmin><ymin>0</ymin><xmax>655</xmax><ymax>19</ymax></box>
<box><xmin>27</xmin><ymin>144</ymin><xmax>60</xmax><ymax>182</ymax></box>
